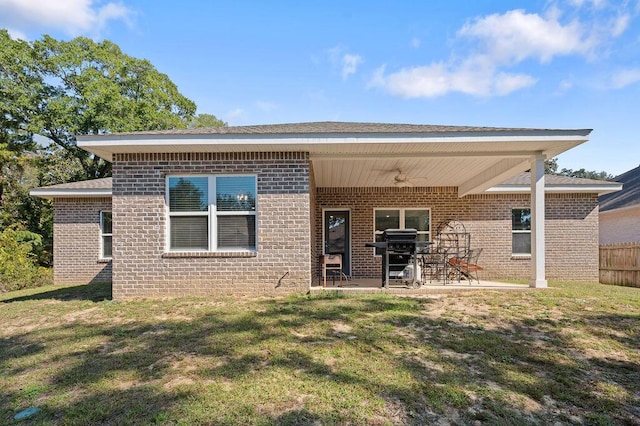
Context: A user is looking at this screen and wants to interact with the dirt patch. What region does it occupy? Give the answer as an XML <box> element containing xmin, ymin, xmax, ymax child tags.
<box><xmin>63</xmin><ymin>307</ymin><xmax>100</xmax><ymax>322</ymax></box>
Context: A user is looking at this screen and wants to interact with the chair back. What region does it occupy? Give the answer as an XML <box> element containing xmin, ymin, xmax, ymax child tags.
<box><xmin>322</xmin><ymin>254</ymin><xmax>342</xmax><ymax>267</ymax></box>
<box><xmin>468</xmin><ymin>248</ymin><xmax>483</xmax><ymax>265</ymax></box>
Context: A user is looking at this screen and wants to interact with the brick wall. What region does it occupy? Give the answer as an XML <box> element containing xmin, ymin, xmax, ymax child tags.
<box><xmin>111</xmin><ymin>152</ymin><xmax>311</xmax><ymax>299</ymax></box>
<box><xmin>53</xmin><ymin>197</ymin><xmax>112</xmax><ymax>284</ymax></box>
<box><xmin>315</xmin><ymin>187</ymin><xmax>599</xmax><ymax>282</ymax></box>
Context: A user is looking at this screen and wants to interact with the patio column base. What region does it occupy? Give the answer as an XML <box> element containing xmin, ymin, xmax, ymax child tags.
<box><xmin>529</xmin><ymin>279</ymin><xmax>548</xmax><ymax>288</ymax></box>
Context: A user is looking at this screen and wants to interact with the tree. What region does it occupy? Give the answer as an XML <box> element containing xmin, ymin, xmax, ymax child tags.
<box><xmin>557</xmin><ymin>168</ymin><xmax>614</xmax><ymax>181</ymax></box>
<box><xmin>545</xmin><ymin>157</ymin><xmax>613</xmax><ymax>181</ymax></box>
<box><xmin>188</xmin><ymin>113</ymin><xmax>227</xmax><ymax>129</ymax></box>
<box><xmin>1</xmin><ymin>31</ymin><xmax>199</xmax><ymax>269</ymax></box>
<box><xmin>0</xmin><ymin>30</ymin><xmax>197</xmax><ymax>179</ymax></box>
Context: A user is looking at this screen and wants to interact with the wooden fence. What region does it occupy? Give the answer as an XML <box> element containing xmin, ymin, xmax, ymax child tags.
<box><xmin>599</xmin><ymin>243</ymin><xmax>640</xmax><ymax>287</ymax></box>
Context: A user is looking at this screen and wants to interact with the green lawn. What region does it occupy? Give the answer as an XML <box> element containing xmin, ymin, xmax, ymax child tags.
<box><xmin>1</xmin><ymin>282</ymin><xmax>639</xmax><ymax>425</ymax></box>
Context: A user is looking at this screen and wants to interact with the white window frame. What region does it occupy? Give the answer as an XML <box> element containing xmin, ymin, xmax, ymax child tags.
<box><xmin>166</xmin><ymin>174</ymin><xmax>258</xmax><ymax>252</ymax></box>
<box><xmin>100</xmin><ymin>211</ymin><xmax>112</xmax><ymax>260</ymax></box>
<box><xmin>512</xmin><ymin>207</ymin><xmax>531</xmax><ymax>256</ymax></box>
<box><xmin>373</xmin><ymin>207</ymin><xmax>431</xmax><ymax>255</ymax></box>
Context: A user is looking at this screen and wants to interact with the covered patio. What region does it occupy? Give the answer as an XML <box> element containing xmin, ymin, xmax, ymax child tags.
<box><xmin>306</xmin><ymin>123</ymin><xmax>595</xmax><ymax>289</ymax></box>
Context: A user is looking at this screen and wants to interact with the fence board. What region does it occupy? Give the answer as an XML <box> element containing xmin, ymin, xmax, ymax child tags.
<box><xmin>599</xmin><ymin>243</ymin><xmax>640</xmax><ymax>287</ymax></box>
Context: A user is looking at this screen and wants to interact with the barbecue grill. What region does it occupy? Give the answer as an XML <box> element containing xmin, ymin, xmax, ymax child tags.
<box><xmin>366</xmin><ymin>228</ymin><xmax>425</xmax><ymax>288</ymax></box>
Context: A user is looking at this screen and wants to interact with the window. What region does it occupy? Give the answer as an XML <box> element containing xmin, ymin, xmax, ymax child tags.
<box><xmin>512</xmin><ymin>208</ymin><xmax>531</xmax><ymax>255</ymax></box>
<box><xmin>373</xmin><ymin>208</ymin><xmax>430</xmax><ymax>255</ymax></box>
<box><xmin>167</xmin><ymin>175</ymin><xmax>257</xmax><ymax>251</ymax></box>
<box><xmin>100</xmin><ymin>211</ymin><xmax>112</xmax><ymax>259</ymax></box>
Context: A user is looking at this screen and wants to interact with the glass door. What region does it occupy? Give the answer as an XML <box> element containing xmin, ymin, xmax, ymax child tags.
<box><xmin>323</xmin><ymin>210</ymin><xmax>350</xmax><ymax>276</ymax></box>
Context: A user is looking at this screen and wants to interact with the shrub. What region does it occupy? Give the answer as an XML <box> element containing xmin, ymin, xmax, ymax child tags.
<box><xmin>0</xmin><ymin>228</ymin><xmax>52</xmax><ymax>292</ymax></box>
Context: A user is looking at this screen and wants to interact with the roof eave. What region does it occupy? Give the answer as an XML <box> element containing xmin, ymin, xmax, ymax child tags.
<box><xmin>29</xmin><ymin>189</ymin><xmax>113</xmax><ymax>199</ymax></box>
<box><xmin>486</xmin><ymin>184</ymin><xmax>623</xmax><ymax>195</ymax></box>
<box><xmin>78</xmin><ymin>132</ymin><xmax>591</xmax><ymax>163</ymax></box>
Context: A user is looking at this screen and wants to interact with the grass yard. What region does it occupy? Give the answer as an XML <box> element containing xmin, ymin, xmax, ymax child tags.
<box><xmin>1</xmin><ymin>282</ymin><xmax>639</xmax><ymax>425</ymax></box>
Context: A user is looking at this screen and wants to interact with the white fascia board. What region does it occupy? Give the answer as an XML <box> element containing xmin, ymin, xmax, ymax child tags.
<box><xmin>29</xmin><ymin>189</ymin><xmax>112</xmax><ymax>199</ymax></box>
<box><xmin>77</xmin><ymin>133</ymin><xmax>590</xmax><ymax>146</ymax></box>
<box><xmin>486</xmin><ymin>184</ymin><xmax>622</xmax><ymax>195</ymax></box>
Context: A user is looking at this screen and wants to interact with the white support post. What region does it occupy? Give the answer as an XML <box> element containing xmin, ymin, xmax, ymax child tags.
<box><xmin>529</xmin><ymin>153</ymin><xmax>548</xmax><ymax>288</ymax></box>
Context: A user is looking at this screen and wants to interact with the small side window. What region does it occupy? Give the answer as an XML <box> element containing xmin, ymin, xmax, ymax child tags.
<box><xmin>512</xmin><ymin>208</ymin><xmax>531</xmax><ymax>255</ymax></box>
<box><xmin>100</xmin><ymin>211</ymin><xmax>113</xmax><ymax>259</ymax></box>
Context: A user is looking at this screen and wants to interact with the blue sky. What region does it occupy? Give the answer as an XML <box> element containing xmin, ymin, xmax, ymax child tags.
<box><xmin>1</xmin><ymin>0</ymin><xmax>639</xmax><ymax>176</ymax></box>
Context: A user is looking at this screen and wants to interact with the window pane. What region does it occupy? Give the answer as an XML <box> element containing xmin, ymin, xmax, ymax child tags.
<box><xmin>102</xmin><ymin>236</ymin><xmax>112</xmax><ymax>258</ymax></box>
<box><xmin>101</xmin><ymin>212</ymin><xmax>112</xmax><ymax>234</ymax></box>
<box><xmin>169</xmin><ymin>177</ymin><xmax>208</xmax><ymax>212</ymax></box>
<box><xmin>405</xmin><ymin>210</ymin><xmax>429</xmax><ymax>231</ymax></box>
<box><xmin>217</xmin><ymin>215</ymin><xmax>256</xmax><ymax>250</ymax></box>
<box><xmin>512</xmin><ymin>208</ymin><xmax>531</xmax><ymax>231</ymax></box>
<box><xmin>375</xmin><ymin>209</ymin><xmax>400</xmax><ymax>232</ymax></box>
<box><xmin>417</xmin><ymin>233</ymin><xmax>430</xmax><ymax>242</ymax></box>
<box><xmin>170</xmin><ymin>216</ymin><xmax>208</xmax><ymax>250</ymax></box>
<box><xmin>217</xmin><ymin>176</ymin><xmax>256</xmax><ymax>212</ymax></box>
<box><xmin>513</xmin><ymin>233</ymin><xmax>531</xmax><ymax>254</ymax></box>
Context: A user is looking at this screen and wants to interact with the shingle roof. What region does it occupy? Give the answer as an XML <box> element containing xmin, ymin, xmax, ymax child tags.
<box><xmin>34</xmin><ymin>177</ymin><xmax>113</xmax><ymax>191</ymax></box>
<box><xmin>599</xmin><ymin>165</ymin><xmax>640</xmax><ymax>211</ymax></box>
<box><xmin>500</xmin><ymin>172</ymin><xmax>614</xmax><ymax>186</ymax></box>
<box><xmin>79</xmin><ymin>121</ymin><xmax>590</xmax><ymax>137</ymax></box>
<box><xmin>29</xmin><ymin>177</ymin><xmax>113</xmax><ymax>198</ymax></box>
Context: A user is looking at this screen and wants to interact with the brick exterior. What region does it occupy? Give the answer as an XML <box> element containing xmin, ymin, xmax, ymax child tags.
<box><xmin>53</xmin><ymin>197</ymin><xmax>112</xmax><ymax>284</ymax></box>
<box><xmin>315</xmin><ymin>187</ymin><xmax>599</xmax><ymax>282</ymax></box>
<box><xmin>110</xmin><ymin>152</ymin><xmax>312</xmax><ymax>299</ymax></box>
<box><xmin>51</xmin><ymin>158</ymin><xmax>601</xmax><ymax>296</ymax></box>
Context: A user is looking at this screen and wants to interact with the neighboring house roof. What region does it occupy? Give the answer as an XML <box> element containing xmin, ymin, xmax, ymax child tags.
<box><xmin>29</xmin><ymin>177</ymin><xmax>112</xmax><ymax>199</ymax></box>
<box><xmin>30</xmin><ymin>173</ymin><xmax>619</xmax><ymax>199</ymax></box>
<box><xmin>76</xmin><ymin>121</ymin><xmax>593</xmax><ymax>196</ymax></box>
<box><xmin>599</xmin><ymin>165</ymin><xmax>640</xmax><ymax>212</ymax></box>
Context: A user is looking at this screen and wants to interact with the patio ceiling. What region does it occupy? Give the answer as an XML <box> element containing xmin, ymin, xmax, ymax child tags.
<box><xmin>77</xmin><ymin>123</ymin><xmax>591</xmax><ymax>197</ymax></box>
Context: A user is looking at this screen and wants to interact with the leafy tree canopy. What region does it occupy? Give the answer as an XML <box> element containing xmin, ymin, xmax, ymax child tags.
<box><xmin>0</xmin><ymin>30</ymin><xmax>197</xmax><ymax>178</ymax></box>
<box><xmin>188</xmin><ymin>113</ymin><xmax>227</xmax><ymax>129</ymax></box>
<box><xmin>545</xmin><ymin>157</ymin><xmax>614</xmax><ymax>181</ymax></box>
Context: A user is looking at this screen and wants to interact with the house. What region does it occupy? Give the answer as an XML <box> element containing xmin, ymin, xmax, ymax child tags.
<box><xmin>30</xmin><ymin>122</ymin><xmax>621</xmax><ymax>299</ymax></box>
<box><xmin>599</xmin><ymin>165</ymin><xmax>640</xmax><ymax>244</ymax></box>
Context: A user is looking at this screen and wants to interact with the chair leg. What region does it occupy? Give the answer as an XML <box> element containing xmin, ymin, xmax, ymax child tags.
<box><xmin>323</xmin><ymin>265</ymin><xmax>327</xmax><ymax>288</ymax></box>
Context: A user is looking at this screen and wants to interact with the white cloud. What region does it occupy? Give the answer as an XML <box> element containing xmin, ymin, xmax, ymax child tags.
<box><xmin>341</xmin><ymin>53</ymin><xmax>362</xmax><ymax>80</ymax></box>
<box><xmin>370</xmin><ymin>61</ymin><xmax>536</xmax><ymax>98</ymax></box>
<box><xmin>0</xmin><ymin>0</ymin><xmax>133</xmax><ymax>37</ymax></box>
<box><xmin>370</xmin><ymin>7</ymin><xmax>615</xmax><ymax>98</ymax></box>
<box><xmin>327</xmin><ymin>45</ymin><xmax>363</xmax><ymax>80</ymax></box>
<box><xmin>6</xmin><ymin>28</ymin><xmax>27</xmax><ymax>40</ymax></box>
<box><xmin>458</xmin><ymin>9</ymin><xmax>595</xmax><ymax>64</ymax></box>
<box><xmin>224</xmin><ymin>108</ymin><xmax>245</xmax><ymax>124</ymax></box>
<box><xmin>255</xmin><ymin>101</ymin><xmax>277</xmax><ymax>112</ymax></box>
<box><xmin>558</xmin><ymin>78</ymin><xmax>575</xmax><ymax>92</ymax></box>
<box><xmin>611</xmin><ymin>13</ymin><xmax>630</xmax><ymax>36</ymax></box>
<box><xmin>610</xmin><ymin>68</ymin><xmax>640</xmax><ymax>89</ymax></box>
<box><xmin>566</xmin><ymin>0</ymin><xmax>607</xmax><ymax>9</ymax></box>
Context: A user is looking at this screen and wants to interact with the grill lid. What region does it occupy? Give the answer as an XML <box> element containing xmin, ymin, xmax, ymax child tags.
<box><xmin>383</xmin><ymin>228</ymin><xmax>418</xmax><ymax>241</ymax></box>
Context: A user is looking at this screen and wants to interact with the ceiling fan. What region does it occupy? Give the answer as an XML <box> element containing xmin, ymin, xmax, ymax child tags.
<box><xmin>391</xmin><ymin>169</ymin><xmax>427</xmax><ymax>187</ymax></box>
